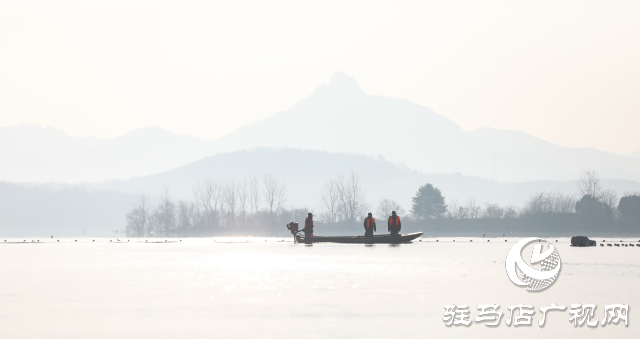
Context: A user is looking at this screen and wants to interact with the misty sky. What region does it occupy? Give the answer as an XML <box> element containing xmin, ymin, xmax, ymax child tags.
<box><xmin>1</xmin><ymin>0</ymin><xmax>639</xmax><ymax>154</ymax></box>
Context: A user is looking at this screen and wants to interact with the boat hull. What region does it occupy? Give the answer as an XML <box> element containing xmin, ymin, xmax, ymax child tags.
<box><xmin>295</xmin><ymin>232</ymin><xmax>423</xmax><ymax>244</ymax></box>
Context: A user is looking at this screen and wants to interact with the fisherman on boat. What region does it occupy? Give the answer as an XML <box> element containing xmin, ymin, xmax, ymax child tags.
<box><xmin>388</xmin><ymin>211</ymin><xmax>401</xmax><ymax>235</ymax></box>
<box><xmin>363</xmin><ymin>212</ymin><xmax>376</xmax><ymax>237</ymax></box>
<box><xmin>303</xmin><ymin>213</ymin><xmax>314</xmax><ymax>241</ymax></box>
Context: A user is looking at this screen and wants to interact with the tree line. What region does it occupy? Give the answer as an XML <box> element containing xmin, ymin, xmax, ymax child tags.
<box><xmin>126</xmin><ymin>173</ymin><xmax>293</xmax><ymax>237</ymax></box>
<box><xmin>126</xmin><ymin>170</ymin><xmax>640</xmax><ymax>237</ymax></box>
<box><xmin>404</xmin><ymin>170</ymin><xmax>640</xmax><ymax>236</ymax></box>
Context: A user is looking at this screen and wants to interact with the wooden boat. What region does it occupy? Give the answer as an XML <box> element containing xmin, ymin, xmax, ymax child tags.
<box><xmin>294</xmin><ymin>232</ymin><xmax>423</xmax><ymax>244</ymax></box>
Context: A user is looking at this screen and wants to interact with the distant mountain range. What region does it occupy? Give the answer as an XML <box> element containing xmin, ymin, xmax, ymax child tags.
<box><xmin>2</xmin><ymin>72</ymin><xmax>640</xmax><ymax>183</ymax></box>
<box><xmin>0</xmin><ymin>125</ymin><xmax>213</xmax><ymax>182</ymax></box>
<box><xmin>4</xmin><ymin>148</ymin><xmax>640</xmax><ymax>237</ymax></box>
<box><xmin>94</xmin><ymin>148</ymin><xmax>640</xmax><ymax>211</ymax></box>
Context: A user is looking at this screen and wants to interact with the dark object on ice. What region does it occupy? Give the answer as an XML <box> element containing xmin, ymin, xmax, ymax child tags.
<box><xmin>571</xmin><ymin>236</ymin><xmax>596</xmax><ymax>247</ymax></box>
<box><xmin>286</xmin><ymin>222</ymin><xmax>300</xmax><ymax>236</ymax></box>
<box><xmin>607</xmin><ymin>244</ymin><xmax>612</xmax><ymax>247</ymax></box>
<box><xmin>295</xmin><ymin>232</ymin><xmax>423</xmax><ymax>244</ymax></box>
<box><xmin>615</xmin><ymin>244</ymin><xmax>620</xmax><ymax>247</ymax></box>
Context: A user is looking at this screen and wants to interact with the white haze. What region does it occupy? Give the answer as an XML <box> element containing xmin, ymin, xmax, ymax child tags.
<box><xmin>1</xmin><ymin>0</ymin><xmax>639</xmax><ymax>154</ymax></box>
<box><xmin>2</xmin><ymin>73</ymin><xmax>640</xmax><ymax>184</ymax></box>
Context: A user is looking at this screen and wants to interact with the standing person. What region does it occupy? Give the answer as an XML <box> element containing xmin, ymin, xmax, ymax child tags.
<box><xmin>303</xmin><ymin>212</ymin><xmax>314</xmax><ymax>242</ymax></box>
<box><xmin>388</xmin><ymin>211</ymin><xmax>401</xmax><ymax>235</ymax></box>
<box><xmin>363</xmin><ymin>212</ymin><xmax>376</xmax><ymax>237</ymax></box>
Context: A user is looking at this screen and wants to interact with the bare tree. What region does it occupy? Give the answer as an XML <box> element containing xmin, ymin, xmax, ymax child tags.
<box><xmin>577</xmin><ymin>170</ymin><xmax>602</xmax><ymax>197</ymax></box>
<box><xmin>599</xmin><ymin>189</ymin><xmax>619</xmax><ymax>210</ymax></box>
<box><xmin>194</xmin><ymin>181</ymin><xmax>214</xmax><ymax>228</ymax></box>
<box><xmin>177</xmin><ymin>200</ymin><xmax>195</xmax><ymax>230</ymax></box>
<box><xmin>524</xmin><ymin>192</ymin><xmax>552</xmax><ymax>215</ymax></box>
<box><xmin>483</xmin><ymin>203</ymin><xmax>504</xmax><ymax>219</ymax></box>
<box><xmin>464</xmin><ymin>196</ymin><xmax>481</xmax><ymax>219</ymax></box>
<box><xmin>503</xmin><ymin>205</ymin><xmax>520</xmax><ymax>219</ymax></box>
<box><xmin>320</xmin><ymin>179</ymin><xmax>340</xmax><ymax>223</ymax></box>
<box><xmin>238</xmin><ymin>180</ymin><xmax>248</xmax><ymax>226</ymax></box>
<box><xmin>524</xmin><ymin>192</ymin><xmax>577</xmax><ymax>215</ymax></box>
<box><xmin>125</xmin><ymin>192</ymin><xmax>150</xmax><ymax>237</ymax></box>
<box><xmin>550</xmin><ymin>192</ymin><xmax>577</xmax><ymax>213</ymax></box>
<box><xmin>375</xmin><ymin>199</ymin><xmax>405</xmax><ymax>219</ymax></box>
<box><xmin>212</xmin><ymin>181</ymin><xmax>224</xmax><ymax>226</ymax></box>
<box><xmin>335</xmin><ymin>172</ymin><xmax>367</xmax><ymax>224</ymax></box>
<box><xmin>249</xmin><ymin>175</ymin><xmax>260</xmax><ymax>216</ymax></box>
<box><xmin>263</xmin><ymin>173</ymin><xmax>287</xmax><ymax>224</ymax></box>
<box><xmin>224</xmin><ymin>181</ymin><xmax>238</xmax><ymax>226</ymax></box>
<box><xmin>446</xmin><ymin>198</ymin><xmax>462</xmax><ymax>219</ymax></box>
<box><xmin>154</xmin><ymin>188</ymin><xmax>176</xmax><ymax>237</ymax></box>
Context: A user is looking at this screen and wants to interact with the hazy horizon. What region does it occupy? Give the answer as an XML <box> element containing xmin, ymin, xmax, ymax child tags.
<box><xmin>1</xmin><ymin>3</ymin><xmax>638</xmax><ymax>339</ymax></box>
<box><xmin>2</xmin><ymin>0</ymin><xmax>639</xmax><ymax>154</ymax></box>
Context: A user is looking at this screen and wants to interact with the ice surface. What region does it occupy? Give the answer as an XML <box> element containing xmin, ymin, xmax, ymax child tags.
<box><xmin>0</xmin><ymin>237</ymin><xmax>636</xmax><ymax>338</ymax></box>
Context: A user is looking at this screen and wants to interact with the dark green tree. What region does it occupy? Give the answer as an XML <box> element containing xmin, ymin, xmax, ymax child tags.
<box><xmin>575</xmin><ymin>195</ymin><xmax>612</xmax><ymax>227</ymax></box>
<box><xmin>411</xmin><ymin>184</ymin><xmax>447</xmax><ymax>219</ymax></box>
<box><xmin>618</xmin><ymin>195</ymin><xmax>640</xmax><ymax>227</ymax></box>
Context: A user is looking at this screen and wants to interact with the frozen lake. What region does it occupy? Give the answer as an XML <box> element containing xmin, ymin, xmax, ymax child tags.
<box><xmin>0</xmin><ymin>236</ymin><xmax>637</xmax><ymax>338</ymax></box>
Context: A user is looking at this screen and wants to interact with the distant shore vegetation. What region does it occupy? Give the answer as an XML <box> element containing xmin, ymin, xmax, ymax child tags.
<box><xmin>125</xmin><ymin>170</ymin><xmax>640</xmax><ymax>237</ymax></box>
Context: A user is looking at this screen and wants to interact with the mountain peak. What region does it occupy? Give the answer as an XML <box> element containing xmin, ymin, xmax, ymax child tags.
<box><xmin>327</xmin><ymin>72</ymin><xmax>362</xmax><ymax>94</ymax></box>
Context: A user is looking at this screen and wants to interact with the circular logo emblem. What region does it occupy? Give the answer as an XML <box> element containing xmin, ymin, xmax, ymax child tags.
<box><xmin>505</xmin><ymin>237</ymin><xmax>561</xmax><ymax>291</ymax></box>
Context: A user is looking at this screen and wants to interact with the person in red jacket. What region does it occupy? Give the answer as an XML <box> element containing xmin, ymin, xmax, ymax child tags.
<box><xmin>303</xmin><ymin>212</ymin><xmax>314</xmax><ymax>241</ymax></box>
<box><xmin>363</xmin><ymin>212</ymin><xmax>376</xmax><ymax>237</ymax></box>
<box><xmin>388</xmin><ymin>211</ymin><xmax>401</xmax><ymax>235</ymax></box>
